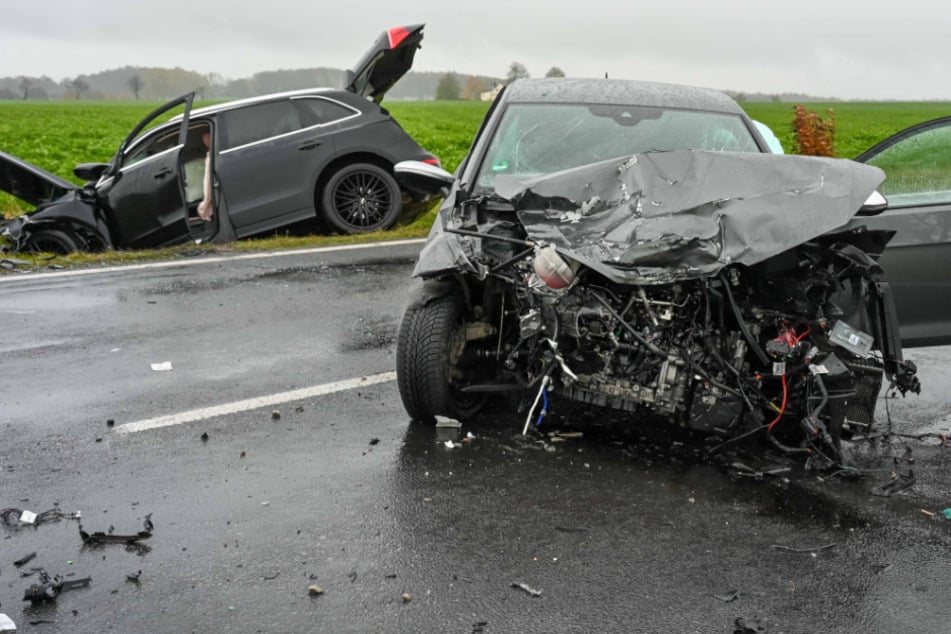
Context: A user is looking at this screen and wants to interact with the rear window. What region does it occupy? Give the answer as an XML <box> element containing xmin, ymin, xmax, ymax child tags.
<box><xmin>293</xmin><ymin>97</ymin><xmax>357</xmax><ymax>127</ymax></box>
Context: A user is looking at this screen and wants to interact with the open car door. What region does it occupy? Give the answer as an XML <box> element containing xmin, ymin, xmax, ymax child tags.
<box><xmin>346</xmin><ymin>24</ymin><xmax>424</xmax><ymax>104</ymax></box>
<box><xmin>855</xmin><ymin>116</ymin><xmax>951</xmax><ymax>347</ymax></box>
<box><xmin>96</xmin><ymin>93</ymin><xmax>195</xmax><ymax>249</ymax></box>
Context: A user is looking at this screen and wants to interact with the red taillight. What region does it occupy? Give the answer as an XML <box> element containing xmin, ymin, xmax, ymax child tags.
<box><xmin>421</xmin><ymin>157</ymin><xmax>441</xmax><ymax>167</ymax></box>
<box><xmin>387</xmin><ymin>27</ymin><xmax>411</xmax><ymax>49</ymax></box>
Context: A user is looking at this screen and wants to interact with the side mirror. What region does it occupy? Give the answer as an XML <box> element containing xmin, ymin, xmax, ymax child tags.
<box><xmin>74</xmin><ymin>162</ymin><xmax>110</xmax><ymax>182</ymax></box>
<box><xmin>857</xmin><ymin>190</ymin><xmax>888</xmax><ymax>216</ymax></box>
<box><xmin>394</xmin><ymin>160</ymin><xmax>455</xmax><ymax>198</ymax></box>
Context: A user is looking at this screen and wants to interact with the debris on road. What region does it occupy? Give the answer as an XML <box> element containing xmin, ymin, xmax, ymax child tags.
<box><xmin>401</xmin><ymin>592</ymin><xmax>412</xmax><ymax>603</ymax></box>
<box><xmin>714</xmin><ymin>590</ymin><xmax>739</xmax><ymax>603</ymax></box>
<box><xmin>271</xmin><ymin>410</ymin><xmax>281</xmax><ymax>420</ymax></box>
<box><xmin>22</xmin><ymin>571</ymin><xmax>92</xmax><ymax>604</ymax></box>
<box><xmin>126</xmin><ymin>570</ymin><xmax>142</xmax><ymax>584</ymax></box>
<box><xmin>871</xmin><ymin>470</ymin><xmax>916</xmax><ymax>497</ymax></box>
<box><xmin>13</xmin><ymin>552</ymin><xmax>37</xmax><ymax>567</ymax></box>
<box><xmin>733</xmin><ymin>616</ymin><xmax>766</xmax><ymax>633</ymax></box>
<box><xmin>308</xmin><ymin>585</ymin><xmax>324</xmax><ymax>596</ymax></box>
<box><xmin>369</xmin><ymin>438</ymin><xmax>380</xmax><ymax>446</ymax></box>
<box><xmin>0</xmin><ymin>613</ymin><xmax>16</xmax><ymax>633</ymax></box>
<box><xmin>921</xmin><ymin>509</ymin><xmax>935</xmax><ymax>517</ymax></box>
<box><xmin>771</xmin><ymin>543</ymin><xmax>837</xmax><ymax>554</ymax></box>
<box><xmin>444</xmin><ymin>440</ymin><xmax>461</xmax><ymax>449</ymax></box>
<box><xmin>944</xmin><ymin>508</ymin><xmax>951</xmax><ymax>520</ymax></box>
<box><xmin>435</xmin><ymin>416</ymin><xmax>462</xmax><ymax>428</ymax></box>
<box><xmin>80</xmin><ymin>524</ymin><xmax>152</xmax><ymax>545</ymax></box>
<box><xmin>150</xmin><ymin>361</ymin><xmax>173</xmax><ymax>372</ymax></box>
<box><xmin>1</xmin><ymin>506</ymin><xmax>81</xmax><ymax>528</ymax></box>
<box><xmin>201</xmin><ymin>432</ymin><xmax>209</xmax><ymax>442</ymax></box>
<box><xmin>510</xmin><ymin>581</ymin><xmax>543</xmax><ymax>597</ymax></box>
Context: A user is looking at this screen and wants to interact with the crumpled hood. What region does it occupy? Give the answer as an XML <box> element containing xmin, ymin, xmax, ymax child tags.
<box><xmin>497</xmin><ymin>150</ymin><xmax>884</xmax><ymax>283</ymax></box>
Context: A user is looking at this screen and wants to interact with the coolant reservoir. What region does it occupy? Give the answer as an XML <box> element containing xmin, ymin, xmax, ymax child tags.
<box><xmin>533</xmin><ymin>245</ymin><xmax>576</xmax><ymax>289</ymax></box>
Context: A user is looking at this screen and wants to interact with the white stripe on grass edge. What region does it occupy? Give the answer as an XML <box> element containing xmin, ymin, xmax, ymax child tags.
<box><xmin>115</xmin><ymin>371</ymin><xmax>396</xmax><ymax>434</ymax></box>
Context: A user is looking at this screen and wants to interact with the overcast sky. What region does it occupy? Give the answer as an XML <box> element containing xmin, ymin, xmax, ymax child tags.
<box><xmin>2</xmin><ymin>0</ymin><xmax>948</xmax><ymax>100</ymax></box>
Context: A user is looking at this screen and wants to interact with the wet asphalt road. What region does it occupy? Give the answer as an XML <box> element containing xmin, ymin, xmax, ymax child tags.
<box><xmin>2</xmin><ymin>242</ymin><xmax>951</xmax><ymax>633</ymax></box>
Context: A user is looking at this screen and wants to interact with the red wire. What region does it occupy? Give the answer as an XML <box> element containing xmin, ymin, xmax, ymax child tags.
<box><xmin>794</xmin><ymin>326</ymin><xmax>812</xmax><ymax>343</ymax></box>
<box><xmin>767</xmin><ymin>374</ymin><xmax>788</xmax><ymax>432</ymax></box>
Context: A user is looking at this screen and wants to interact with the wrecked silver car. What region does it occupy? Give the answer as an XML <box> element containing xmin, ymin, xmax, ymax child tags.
<box><xmin>394</xmin><ymin>78</ymin><xmax>934</xmax><ymax>466</ymax></box>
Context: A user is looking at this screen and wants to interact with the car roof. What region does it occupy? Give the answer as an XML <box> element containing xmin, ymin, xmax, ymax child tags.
<box><xmin>501</xmin><ymin>78</ymin><xmax>746</xmax><ymax>115</ymax></box>
<box><xmin>168</xmin><ymin>87</ymin><xmax>348</xmax><ymax>122</ymax></box>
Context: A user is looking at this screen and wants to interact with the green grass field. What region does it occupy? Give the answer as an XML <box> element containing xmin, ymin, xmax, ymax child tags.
<box><xmin>1</xmin><ymin>98</ymin><xmax>949</xmax><ymax>219</ymax></box>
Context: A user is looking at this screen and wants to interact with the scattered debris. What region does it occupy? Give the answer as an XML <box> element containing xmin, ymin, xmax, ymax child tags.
<box><xmin>13</xmin><ymin>552</ymin><xmax>37</xmax><ymax>567</ymax></box>
<box><xmin>348</xmin><ymin>571</ymin><xmax>358</xmax><ymax>583</ymax></box>
<box><xmin>771</xmin><ymin>543</ymin><xmax>837</xmax><ymax>554</ymax></box>
<box><xmin>263</xmin><ymin>572</ymin><xmax>280</xmax><ymax>581</ymax></box>
<box><xmin>22</xmin><ymin>571</ymin><xmax>92</xmax><ymax>604</ymax></box>
<box><xmin>733</xmin><ymin>616</ymin><xmax>766</xmax><ymax>633</ymax></box>
<box><xmin>472</xmin><ymin>621</ymin><xmax>488</xmax><ymax>633</ymax></box>
<box><xmin>150</xmin><ymin>361</ymin><xmax>173</xmax><ymax>372</ymax></box>
<box><xmin>126</xmin><ymin>570</ymin><xmax>142</xmax><ymax>584</ymax></box>
<box><xmin>80</xmin><ymin>525</ymin><xmax>151</xmax><ymax>545</ymax></box>
<box><xmin>554</xmin><ymin>431</ymin><xmax>583</xmax><ymax>439</ymax></box>
<box><xmin>871</xmin><ymin>470</ymin><xmax>916</xmax><ymax>497</ymax></box>
<box><xmin>944</xmin><ymin>509</ymin><xmax>951</xmax><ymax>520</ymax></box>
<box><xmin>714</xmin><ymin>590</ymin><xmax>739</xmax><ymax>603</ymax></box>
<box><xmin>308</xmin><ymin>585</ymin><xmax>324</xmax><ymax>596</ymax></box>
<box><xmin>510</xmin><ymin>581</ymin><xmax>542</xmax><ymax>597</ymax></box>
<box><xmin>271</xmin><ymin>410</ymin><xmax>281</xmax><ymax>420</ymax></box>
<box><xmin>369</xmin><ymin>438</ymin><xmax>380</xmax><ymax>446</ymax></box>
<box><xmin>435</xmin><ymin>416</ymin><xmax>462</xmax><ymax>428</ymax></box>
<box><xmin>0</xmin><ymin>614</ymin><xmax>16</xmax><ymax>633</ymax></box>
<box><xmin>1</xmin><ymin>506</ymin><xmax>81</xmax><ymax>528</ymax></box>
<box><xmin>922</xmin><ymin>509</ymin><xmax>935</xmax><ymax>517</ymax></box>
<box><xmin>444</xmin><ymin>440</ymin><xmax>461</xmax><ymax>449</ymax></box>
<box><xmin>401</xmin><ymin>592</ymin><xmax>412</xmax><ymax>603</ymax></box>
<box><xmin>143</xmin><ymin>514</ymin><xmax>154</xmax><ymax>532</ymax></box>
<box><xmin>729</xmin><ymin>461</ymin><xmax>792</xmax><ymax>479</ymax></box>
<box><xmin>295</xmin><ymin>405</ymin><xmax>304</xmax><ymax>413</ymax></box>
<box><xmin>201</xmin><ymin>432</ymin><xmax>209</xmax><ymax>442</ymax></box>
<box><xmin>240</xmin><ymin>451</ymin><xmax>246</xmax><ymax>458</ymax></box>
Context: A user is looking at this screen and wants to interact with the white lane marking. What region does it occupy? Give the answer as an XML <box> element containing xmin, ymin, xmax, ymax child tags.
<box><xmin>115</xmin><ymin>371</ymin><xmax>396</xmax><ymax>434</ymax></box>
<box><xmin>0</xmin><ymin>238</ymin><xmax>425</xmax><ymax>284</ymax></box>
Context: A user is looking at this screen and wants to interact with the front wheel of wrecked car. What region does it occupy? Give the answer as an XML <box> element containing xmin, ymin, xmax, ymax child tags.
<box><xmin>23</xmin><ymin>228</ymin><xmax>80</xmax><ymax>255</ymax></box>
<box><xmin>396</xmin><ymin>292</ymin><xmax>486</xmax><ymax>424</ymax></box>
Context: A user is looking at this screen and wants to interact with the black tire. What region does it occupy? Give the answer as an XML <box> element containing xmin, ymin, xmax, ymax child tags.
<box><xmin>320</xmin><ymin>163</ymin><xmax>402</xmax><ymax>234</ymax></box>
<box><xmin>396</xmin><ymin>292</ymin><xmax>486</xmax><ymax>424</ymax></box>
<box><xmin>23</xmin><ymin>228</ymin><xmax>80</xmax><ymax>254</ymax></box>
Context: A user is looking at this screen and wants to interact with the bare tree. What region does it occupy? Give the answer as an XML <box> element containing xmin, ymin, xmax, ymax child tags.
<box><xmin>505</xmin><ymin>62</ymin><xmax>530</xmax><ymax>85</ymax></box>
<box><xmin>66</xmin><ymin>77</ymin><xmax>90</xmax><ymax>100</ymax></box>
<box><xmin>544</xmin><ymin>67</ymin><xmax>566</xmax><ymax>78</ymax></box>
<box><xmin>18</xmin><ymin>76</ymin><xmax>32</xmax><ymax>100</ymax></box>
<box><xmin>128</xmin><ymin>74</ymin><xmax>144</xmax><ymax>100</ymax></box>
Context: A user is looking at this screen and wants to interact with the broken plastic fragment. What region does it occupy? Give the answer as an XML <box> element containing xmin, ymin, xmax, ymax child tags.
<box><xmin>511</xmin><ymin>581</ymin><xmax>542</xmax><ymax>597</ymax></box>
<box><xmin>19</xmin><ymin>510</ymin><xmax>37</xmax><ymax>524</ymax></box>
<box><xmin>150</xmin><ymin>361</ymin><xmax>173</xmax><ymax>372</ymax></box>
<box><xmin>871</xmin><ymin>471</ymin><xmax>916</xmax><ymax>497</ymax></box>
<box><xmin>308</xmin><ymin>584</ymin><xmax>324</xmax><ymax>596</ymax></box>
<box><xmin>444</xmin><ymin>440</ymin><xmax>460</xmax><ymax>449</ymax></box>
<box><xmin>434</xmin><ymin>416</ymin><xmax>462</xmax><ymax>428</ymax></box>
<box><xmin>0</xmin><ymin>613</ymin><xmax>16</xmax><ymax>633</ymax></box>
